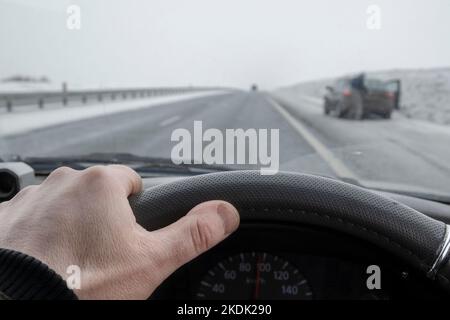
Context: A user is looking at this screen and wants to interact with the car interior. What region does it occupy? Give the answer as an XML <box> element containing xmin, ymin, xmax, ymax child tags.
<box><xmin>1</xmin><ymin>0</ymin><xmax>450</xmax><ymax>304</ymax></box>
<box><xmin>1</xmin><ymin>164</ymin><xmax>450</xmax><ymax>300</ymax></box>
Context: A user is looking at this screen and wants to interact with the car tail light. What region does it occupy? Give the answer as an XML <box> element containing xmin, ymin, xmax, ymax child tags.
<box><xmin>342</xmin><ymin>89</ymin><xmax>352</xmax><ymax>97</ymax></box>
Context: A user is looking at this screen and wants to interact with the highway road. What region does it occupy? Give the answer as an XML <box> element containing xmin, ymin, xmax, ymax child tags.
<box><xmin>1</xmin><ymin>91</ymin><xmax>450</xmax><ymax>197</ymax></box>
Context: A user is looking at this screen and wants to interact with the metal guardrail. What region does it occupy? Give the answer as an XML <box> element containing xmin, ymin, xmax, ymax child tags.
<box><xmin>0</xmin><ymin>87</ymin><xmax>227</xmax><ymax>112</ymax></box>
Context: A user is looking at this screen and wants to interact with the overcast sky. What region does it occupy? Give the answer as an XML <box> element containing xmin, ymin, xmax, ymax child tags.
<box><xmin>1</xmin><ymin>0</ymin><xmax>449</xmax><ymax>89</ymax></box>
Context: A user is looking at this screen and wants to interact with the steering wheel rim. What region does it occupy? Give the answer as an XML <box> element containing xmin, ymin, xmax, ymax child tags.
<box><xmin>129</xmin><ymin>170</ymin><xmax>450</xmax><ymax>289</ymax></box>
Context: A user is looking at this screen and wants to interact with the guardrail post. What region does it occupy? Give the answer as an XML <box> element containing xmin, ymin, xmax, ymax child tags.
<box><xmin>82</xmin><ymin>95</ymin><xmax>87</xmax><ymax>104</ymax></box>
<box><xmin>98</xmin><ymin>94</ymin><xmax>102</xmax><ymax>102</ymax></box>
<box><xmin>122</xmin><ymin>92</ymin><xmax>127</xmax><ymax>99</ymax></box>
<box><xmin>6</xmin><ymin>100</ymin><xmax>12</xmax><ymax>112</ymax></box>
<box><xmin>62</xmin><ymin>82</ymin><xmax>68</xmax><ymax>106</ymax></box>
<box><xmin>111</xmin><ymin>93</ymin><xmax>116</xmax><ymax>101</ymax></box>
<box><xmin>38</xmin><ymin>98</ymin><xmax>44</xmax><ymax>109</ymax></box>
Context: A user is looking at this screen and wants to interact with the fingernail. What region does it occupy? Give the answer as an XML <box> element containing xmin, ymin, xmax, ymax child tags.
<box><xmin>217</xmin><ymin>202</ymin><xmax>240</xmax><ymax>235</ymax></box>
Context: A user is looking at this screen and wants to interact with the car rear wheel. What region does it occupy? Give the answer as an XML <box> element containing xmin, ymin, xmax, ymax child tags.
<box><xmin>332</xmin><ymin>101</ymin><xmax>345</xmax><ymax>118</ymax></box>
<box><xmin>383</xmin><ymin>110</ymin><xmax>392</xmax><ymax>119</ymax></box>
<box><xmin>323</xmin><ymin>100</ymin><xmax>330</xmax><ymax>115</ymax></box>
<box><xmin>348</xmin><ymin>92</ymin><xmax>364</xmax><ymax>120</ymax></box>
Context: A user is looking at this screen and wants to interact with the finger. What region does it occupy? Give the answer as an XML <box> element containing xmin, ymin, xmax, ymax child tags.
<box><xmin>107</xmin><ymin>165</ymin><xmax>143</xmax><ymax>196</ymax></box>
<box><xmin>148</xmin><ymin>201</ymin><xmax>240</xmax><ymax>279</ymax></box>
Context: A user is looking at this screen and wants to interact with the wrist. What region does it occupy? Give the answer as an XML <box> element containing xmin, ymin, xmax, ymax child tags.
<box><xmin>0</xmin><ymin>248</ymin><xmax>78</xmax><ymax>300</ymax></box>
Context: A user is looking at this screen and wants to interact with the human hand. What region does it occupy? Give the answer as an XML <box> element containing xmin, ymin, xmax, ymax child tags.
<box><xmin>0</xmin><ymin>165</ymin><xmax>240</xmax><ymax>299</ymax></box>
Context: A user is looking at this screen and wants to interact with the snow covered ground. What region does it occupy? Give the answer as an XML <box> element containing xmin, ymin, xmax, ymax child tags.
<box><xmin>277</xmin><ymin>67</ymin><xmax>450</xmax><ymax>125</ymax></box>
<box><xmin>0</xmin><ymin>91</ymin><xmax>225</xmax><ymax>137</ymax></box>
<box><xmin>0</xmin><ymin>81</ymin><xmax>93</xmax><ymax>93</ymax></box>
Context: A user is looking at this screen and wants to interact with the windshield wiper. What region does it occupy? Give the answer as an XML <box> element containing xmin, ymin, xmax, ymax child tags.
<box><xmin>14</xmin><ymin>153</ymin><xmax>235</xmax><ymax>176</ymax></box>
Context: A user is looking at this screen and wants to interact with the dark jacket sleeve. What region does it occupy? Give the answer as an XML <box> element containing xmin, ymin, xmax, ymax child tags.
<box><xmin>0</xmin><ymin>248</ymin><xmax>78</xmax><ymax>300</ymax></box>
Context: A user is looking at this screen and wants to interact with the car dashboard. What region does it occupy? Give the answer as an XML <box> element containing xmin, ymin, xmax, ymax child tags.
<box><xmin>151</xmin><ymin>222</ymin><xmax>446</xmax><ymax>300</ymax></box>
<box><xmin>4</xmin><ymin>172</ymin><xmax>450</xmax><ymax>300</ymax></box>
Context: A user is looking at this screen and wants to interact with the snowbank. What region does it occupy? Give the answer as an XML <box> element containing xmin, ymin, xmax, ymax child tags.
<box><xmin>0</xmin><ymin>91</ymin><xmax>225</xmax><ymax>137</ymax></box>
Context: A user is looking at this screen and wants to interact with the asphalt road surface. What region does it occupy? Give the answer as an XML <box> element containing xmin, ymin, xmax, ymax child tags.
<box><xmin>1</xmin><ymin>91</ymin><xmax>450</xmax><ymax>197</ymax></box>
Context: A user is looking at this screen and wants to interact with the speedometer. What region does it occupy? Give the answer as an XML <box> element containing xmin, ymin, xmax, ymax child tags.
<box><xmin>196</xmin><ymin>252</ymin><xmax>313</xmax><ymax>300</ymax></box>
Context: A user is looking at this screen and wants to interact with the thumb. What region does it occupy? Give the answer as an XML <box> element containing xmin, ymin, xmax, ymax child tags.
<box><xmin>148</xmin><ymin>201</ymin><xmax>240</xmax><ymax>282</ymax></box>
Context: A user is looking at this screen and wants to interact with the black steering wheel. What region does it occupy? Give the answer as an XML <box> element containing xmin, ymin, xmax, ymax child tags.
<box><xmin>129</xmin><ymin>170</ymin><xmax>450</xmax><ymax>291</ymax></box>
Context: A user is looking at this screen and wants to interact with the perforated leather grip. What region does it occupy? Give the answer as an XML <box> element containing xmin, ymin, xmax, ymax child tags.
<box><xmin>129</xmin><ymin>171</ymin><xmax>447</xmax><ymax>277</ymax></box>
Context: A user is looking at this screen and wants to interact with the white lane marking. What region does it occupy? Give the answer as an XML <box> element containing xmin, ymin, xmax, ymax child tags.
<box><xmin>160</xmin><ymin>115</ymin><xmax>180</xmax><ymax>127</ymax></box>
<box><xmin>201</xmin><ymin>281</ymin><xmax>211</xmax><ymax>287</ymax></box>
<box><xmin>267</xmin><ymin>97</ymin><xmax>358</xmax><ymax>180</ymax></box>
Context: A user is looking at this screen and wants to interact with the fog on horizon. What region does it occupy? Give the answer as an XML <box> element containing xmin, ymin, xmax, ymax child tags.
<box><xmin>1</xmin><ymin>0</ymin><xmax>450</xmax><ymax>89</ymax></box>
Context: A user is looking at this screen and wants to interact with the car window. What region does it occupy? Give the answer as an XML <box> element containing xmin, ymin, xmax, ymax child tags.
<box><xmin>0</xmin><ymin>0</ymin><xmax>449</xmax><ymax>199</ymax></box>
<box><xmin>364</xmin><ymin>79</ymin><xmax>387</xmax><ymax>91</ymax></box>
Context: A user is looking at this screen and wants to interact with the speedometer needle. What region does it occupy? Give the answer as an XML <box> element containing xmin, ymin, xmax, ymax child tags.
<box><xmin>253</xmin><ymin>255</ymin><xmax>262</xmax><ymax>300</ymax></box>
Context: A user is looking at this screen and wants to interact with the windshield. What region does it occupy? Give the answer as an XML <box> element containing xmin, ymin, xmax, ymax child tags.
<box><xmin>1</xmin><ymin>0</ymin><xmax>450</xmax><ymax>198</ymax></box>
<box><xmin>363</xmin><ymin>79</ymin><xmax>386</xmax><ymax>91</ymax></box>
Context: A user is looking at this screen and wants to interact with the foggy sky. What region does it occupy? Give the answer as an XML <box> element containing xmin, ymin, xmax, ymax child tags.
<box><xmin>1</xmin><ymin>0</ymin><xmax>449</xmax><ymax>89</ymax></box>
